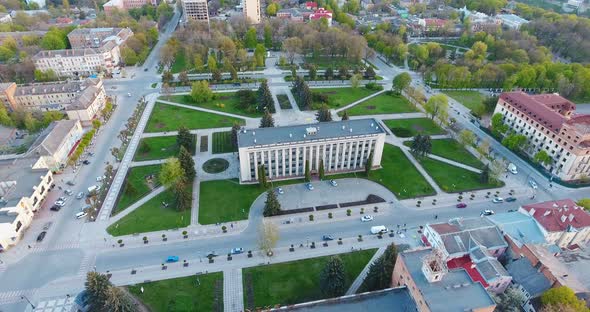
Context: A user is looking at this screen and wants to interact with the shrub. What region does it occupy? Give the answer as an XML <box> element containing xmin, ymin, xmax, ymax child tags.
<box><xmin>365</xmin><ymin>82</ymin><xmax>383</xmax><ymax>91</ymax></box>
<box><xmin>346</xmin><ymin>209</ymin><xmax>351</xmax><ymax>216</ymax></box>
<box><xmin>309</xmin><ymin>214</ymin><xmax>314</xmax><ymax>221</ymax></box>
<box><xmin>328</xmin><ymin>212</ymin><xmax>333</xmax><ymax>219</ymax></box>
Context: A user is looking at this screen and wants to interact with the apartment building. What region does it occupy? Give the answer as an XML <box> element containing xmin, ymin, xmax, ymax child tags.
<box><xmin>243</xmin><ymin>0</ymin><xmax>261</xmax><ymax>23</ymax></box>
<box><xmin>493</xmin><ymin>92</ymin><xmax>590</xmax><ymax>181</ymax></box>
<box><xmin>237</xmin><ymin>119</ymin><xmax>386</xmax><ymax>183</ymax></box>
<box><xmin>0</xmin><ymin>79</ymin><xmax>106</xmax><ymax>122</ymax></box>
<box><xmin>67</xmin><ymin>27</ymin><xmax>133</xmax><ymax>49</ymax></box>
<box><xmin>182</xmin><ymin>0</ymin><xmax>209</xmax><ymax>22</ymax></box>
<box><xmin>103</xmin><ymin>0</ymin><xmax>157</xmax><ymax>14</ymax></box>
<box><xmin>28</xmin><ymin>120</ymin><xmax>83</xmax><ymax>171</ymax></box>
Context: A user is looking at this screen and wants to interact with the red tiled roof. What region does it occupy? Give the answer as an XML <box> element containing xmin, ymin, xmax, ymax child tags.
<box><xmin>499</xmin><ymin>92</ymin><xmax>575</xmax><ymax>133</ymax></box>
<box><xmin>522</xmin><ymin>199</ymin><xmax>590</xmax><ymax>232</ymax></box>
<box><xmin>425</xmin><ymin>18</ymin><xmax>446</xmax><ymax>27</ymax></box>
<box><xmin>305</xmin><ymin>1</ymin><xmax>317</xmax><ymax>8</ymax></box>
<box><xmin>429</xmin><ymin>223</ymin><xmax>459</xmax><ymax>234</ymax></box>
<box><xmin>421</xmin><ymin>235</ymin><xmax>431</xmax><ymax>247</ymax></box>
<box><xmin>447</xmin><ymin>255</ymin><xmax>489</xmax><ymax>288</ymax></box>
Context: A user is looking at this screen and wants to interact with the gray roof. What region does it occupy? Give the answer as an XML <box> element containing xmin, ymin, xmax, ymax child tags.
<box><xmin>0</xmin><ymin>210</ymin><xmax>17</xmax><ymax>224</ymax></box>
<box><xmin>29</xmin><ymin>120</ymin><xmax>79</xmax><ymax>156</ymax></box>
<box><xmin>487</xmin><ymin>212</ymin><xmax>547</xmax><ymax>247</ymax></box>
<box><xmin>274</xmin><ymin>287</ymin><xmax>417</xmax><ymax>312</ymax></box>
<box><xmin>33</xmin><ymin>48</ymin><xmax>103</xmax><ymax>59</ymax></box>
<box><xmin>13</xmin><ymin>81</ymin><xmax>83</xmax><ymax>96</ymax></box>
<box><xmin>401</xmin><ymin>249</ymin><xmax>496</xmax><ymax>311</ymax></box>
<box><xmin>507</xmin><ymin>258</ymin><xmax>551</xmax><ymax>298</ymax></box>
<box><xmin>237</xmin><ymin>118</ymin><xmax>385</xmax><ymax>148</ymax></box>
<box><xmin>475</xmin><ymin>257</ymin><xmax>509</xmax><ymax>283</ymax></box>
<box><xmin>429</xmin><ymin>217</ymin><xmax>508</xmax><ymax>256</ymax></box>
<box><xmin>0</xmin><ymin>157</ymin><xmax>49</xmax><ymax>207</ymax></box>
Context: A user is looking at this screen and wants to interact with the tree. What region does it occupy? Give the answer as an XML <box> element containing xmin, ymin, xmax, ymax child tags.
<box><xmin>0</xmin><ymin>104</ymin><xmax>13</xmax><ymax>127</ymax></box>
<box><xmin>392</xmin><ymin>72</ymin><xmax>412</xmax><ymax>94</ymax></box>
<box><xmin>534</xmin><ymin>150</ymin><xmax>552</xmax><ymax>166</ymax></box>
<box><xmin>282</xmin><ymin>37</ymin><xmax>302</xmax><ymax>64</ymax></box>
<box><xmin>490</xmin><ymin>159</ymin><xmax>506</xmax><ymax>181</ymax></box>
<box><xmin>319</xmin><ymin>256</ymin><xmax>346</xmax><ymax>297</ymax></box>
<box><xmin>178</xmin><ymin>146</ymin><xmax>196</xmax><ymax>182</ymax></box>
<box><xmin>541</xmin><ymin>286</ymin><xmax>587</xmax><ymax>312</ymax></box>
<box><xmin>365</xmin><ymin>151</ymin><xmax>374</xmax><ymax>177</ymax></box>
<box><xmin>319</xmin><ymin>158</ymin><xmax>325</xmax><ymax>180</ymax></box>
<box><xmin>176</xmin><ymin>126</ymin><xmax>193</xmax><ymax>151</ymax></box>
<box><xmin>350</xmin><ymin>73</ymin><xmax>362</xmax><ymax>88</ymax></box>
<box><xmin>260</xmin><ymin>109</ymin><xmax>275</xmax><ymax>128</ymax></box>
<box><xmin>104</xmin><ymin>286</ymin><xmax>137</xmax><ymax>312</ymax></box>
<box><xmin>161</xmin><ymin>82</ymin><xmax>172</xmax><ymax>100</ymax></box>
<box><xmin>502</xmin><ymin>133</ymin><xmax>527</xmax><ymax>151</ymax></box>
<box><xmin>410</xmin><ymin>134</ymin><xmax>432</xmax><ymax>157</ymax></box>
<box><xmin>172</xmin><ymin>176</ymin><xmax>192</xmax><ymax>212</ymax></box>
<box><xmin>257</xmin><ymin>80</ymin><xmax>274</xmax><ymax>112</ymax></box>
<box><xmin>231</xmin><ymin>123</ymin><xmax>241</xmax><ymax>150</ymax></box>
<box><xmin>263</xmin><ymin>24</ymin><xmax>272</xmax><ymax>48</ymax></box>
<box><xmin>258</xmin><ymin>165</ymin><xmax>268</xmax><ymax>187</ymax></box>
<box><xmin>576</xmin><ymin>199</ymin><xmax>590</xmax><ymax>211</ymax></box>
<box><xmin>341</xmin><ymin>110</ymin><xmax>349</xmax><ymax>121</ymax></box>
<box><xmin>190</xmin><ymin>81</ymin><xmax>214</xmax><ymax>103</ymax></box>
<box><xmin>362</xmin><ymin>243</ymin><xmax>398</xmax><ymax>291</ymax></box>
<box><xmin>263</xmin><ymin>189</ymin><xmax>281</xmax><ymax>217</ymax></box>
<box><xmin>492</xmin><ymin>287</ymin><xmax>525</xmax><ymax>312</ymax></box>
<box><xmin>244</xmin><ymin>27</ymin><xmax>258</xmax><ymax>49</ymax></box>
<box><xmin>254</xmin><ymin>44</ymin><xmax>266</xmax><ymax>67</ymax></box>
<box><xmin>458</xmin><ymin>129</ymin><xmax>476</xmax><ymax>147</ymax></box>
<box><xmin>258</xmin><ymin>221</ymin><xmax>279</xmax><ymax>255</ymax></box>
<box><xmin>316</xmin><ymin>104</ymin><xmax>332</xmax><ymax>122</ymax></box>
<box><xmin>308</xmin><ymin>65</ymin><xmax>317</xmax><ymax>81</ymax></box>
<box><xmin>338</xmin><ymin>66</ymin><xmax>349</xmax><ymax>80</ymax></box>
<box><xmin>40</xmin><ymin>31</ymin><xmax>66</xmax><ymax>50</ymax></box>
<box><xmin>266</xmin><ymin>2</ymin><xmax>280</xmax><ymax>16</ymax></box>
<box><xmin>178</xmin><ymin>71</ymin><xmax>189</xmax><ymax>85</ymax></box>
<box><xmin>85</xmin><ymin>271</ymin><xmax>111</xmax><ymax>312</ymax></box>
<box><xmin>304</xmin><ymin>160</ymin><xmax>310</xmax><ymax>182</ymax></box>
<box><xmin>491</xmin><ymin>113</ymin><xmax>509</xmax><ymax>135</ymax></box>
<box><xmin>480</xmin><ymin>165</ymin><xmax>490</xmax><ymax>183</ymax></box>
<box><xmin>207</xmin><ymin>54</ymin><xmax>217</xmax><ymax>71</ymax></box>
<box><xmin>325</xmin><ymin>67</ymin><xmax>334</xmax><ymax>80</ymax></box>
<box><xmin>424</xmin><ymin>94</ymin><xmax>449</xmax><ymax>123</ymax></box>
<box><xmin>476</xmin><ymin>139</ymin><xmax>491</xmax><ymax>160</ymax></box>
<box><xmin>365</xmin><ymin>67</ymin><xmax>376</xmax><ymax>80</ymax></box>
<box><xmin>159</xmin><ymin>158</ymin><xmax>184</xmax><ymax>188</ymax></box>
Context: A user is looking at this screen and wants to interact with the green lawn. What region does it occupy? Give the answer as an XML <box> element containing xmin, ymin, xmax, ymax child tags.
<box><xmin>163</xmin><ymin>92</ymin><xmax>262</xmax><ymax>117</ymax></box>
<box><xmin>212</xmin><ymin>131</ymin><xmax>236</xmax><ymax>154</ymax></box>
<box><xmin>107</xmin><ymin>186</ymin><xmax>192</xmax><ymax>236</ymax></box>
<box><xmin>243</xmin><ymin>249</ymin><xmax>376</xmax><ymax>309</ymax></box>
<box><xmin>341</xmin><ymin>92</ymin><xmax>418</xmax><ymax>116</ymax></box>
<box><xmin>368</xmin><ymin>144</ymin><xmax>435</xmax><ymax>199</ymax></box>
<box><xmin>170</xmin><ymin>50</ymin><xmax>190</xmax><ymax>74</ymax></box>
<box><xmin>113</xmin><ymin>165</ymin><xmax>161</xmax><ymax>215</ymax></box>
<box><xmin>146</xmin><ymin>103</ymin><xmax>245</xmax><ymax>132</ymax></box>
<box><xmin>419</xmin><ymin>157</ymin><xmax>503</xmax><ymax>193</ymax></box>
<box><xmin>128</xmin><ymin>272</ymin><xmax>223</xmax><ymax>312</ymax></box>
<box><xmin>403</xmin><ymin>139</ymin><xmax>484</xmax><ymax>169</ymax></box>
<box><xmin>134</xmin><ymin>136</ymin><xmax>195</xmax><ymax>161</ymax></box>
<box><xmin>445</xmin><ymin>91</ymin><xmax>485</xmax><ymax>112</ymax></box>
<box><xmin>198</xmin><ymin>179</ymin><xmax>263</xmax><ymax>224</ymax></box>
<box><xmin>303</xmin><ymin>56</ymin><xmax>362</xmax><ymax>70</ymax></box>
<box><xmin>277</xmin><ymin>94</ymin><xmax>292</xmax><ymax>109</ymax></box>
<box><xmin>383</xmin><ymin>118</ymin><xmax>446</xmax><ymax>138</ymax></box>
<box><xmin>306</xmin><ymin>87</ymin><xmax>378</xmax><ymax>110</ymax></box>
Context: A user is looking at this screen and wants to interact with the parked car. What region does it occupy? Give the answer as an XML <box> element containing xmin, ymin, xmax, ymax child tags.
<box><xmin>276</xmin><ymin>187</ymin><xmax>284</xmax><ymax>195</ymax></box>
<box><xmin>306</xmin><ymin>183</ymin><xmax>314</xmax><ymax>191</ymax></box>
<box><xmin>127</xmin><ymin>93</ymin><xmax>131</xmax><ymax>97</ymax></box>
<box><xmin>50</xmin><ymin>205</ymin><xmax>61</xmax><ymax>211</ymax></box>
<box><xmin>330</xmin><ymin>180</ymin><xmax>338</xmax><ymax>187</ymax></box>
<box><xmin>66</xmin><ymin>181</ymin><xmax>75</xmax><ymax>186</ymax></box>
<box><xmin>76</xmin><ymin>192</ymin><xmax>85</xmax><ymax>199</ymax></box>
<box><xmin>75</xmin><ymin>211</ymin><xmax>87</xmax><ymax>219</ymax></box>
<box><xmin>529</xmin><ymin>180</ymin><xmax>538</xmax><ymax>189</ymax></box>
<box><xmin>96</xmin><ymin>176</ymin><xmax>103</xmax><ymax>182</ymax></box>
<box><xmin>507</xmin><ymin>163</ymin><xmax>517</xmax><ymax>174</ymax></box>
<box><xmin>64</xmin><ymin>189</ymin><xmax>73</xmax><ymax>196</ymax></box>
<box><xmin>492</xmin><ymin>197</ymin><xmax>504</xmax><ymax>203</ymax></box>
<box><xmin>166</xmin><ymin>256</ymin><xmax>179</xmax><ymax>263</ymax></box>
<box><xmin>370</xmin><ymin>226</ymin><xmax>388</xmax><ymax>234</ymax></box>
<box><xmin>456</xmin><ymin>203</ymin><xmax>467</xmax><ymax>208</ymax></box>
<box><xmin>506</xmin><ymin>197</ymin><xmax>517</xmax><ymax>202</ymax></box>
<box><xmin>37</xmin><ymin>231</ymin><xmax>47</xmax><ymax>242</ymax></box>
<box><xmin>322</xmin><ymin>235</ymin><xmax>335</xmax><ymax>241</ymax></box>
<box><xmin>206</xmin><ymin>251</ymin><xmax>219</xmax><ymax>258</ymax></box>
<box><xmin>82</xmin><ymin>160</ymin><xmax>90</xmax><ymax>165</ymax></box>
<box><xmin>480</xmin><ymin>209</ymin><xmax>495</xmax><ymax>217</ymax></box>
<box><xmin>360</xmin><ymin>215</ymin><xmax>374</xmax><ymax>222</ymax></box>
<box><xmin>231</xmin><ymin>248</ymin><xmax>244</xmax><ymax>254</ymax></box>
<box><xmin>55</xmin><ymin>200</ymin><xmax>66</xmax><ymax>207</ymax></box>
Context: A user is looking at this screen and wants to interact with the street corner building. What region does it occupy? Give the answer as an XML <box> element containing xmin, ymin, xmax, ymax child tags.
<box><xmin>237</xmin><ymin>118</ymin><xmax>386</xmax><ymax>183</ymax></box>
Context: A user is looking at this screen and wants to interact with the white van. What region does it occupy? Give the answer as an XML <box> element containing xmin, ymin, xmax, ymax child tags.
<box><xmin>75</xmin><ymin>211</ymin><xmax>87</xmax><ymax>219</ymax></box>
<box><xmin>507</xmin><ymin>163</ymin><xmax>517</xmax><ymax>174</ymax></box>
<box><xmin>371</xmin><ymin>225</ymin><xmax>388</xmax><ymax>234</ymax></box>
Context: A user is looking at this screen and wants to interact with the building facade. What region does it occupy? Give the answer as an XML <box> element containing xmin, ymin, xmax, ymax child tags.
<box><xmin>33</xmin><ymin>48</ymin><xmax>118</xmax><ymax>77</ymax></box>
<box><xmin>243</xmin><ymin>0</ymin><xmax>261</xmax><ymax>23</ymax></box>
<box><xmin>182</xmin><ymin>0</ymin><xmax>209</xmax><ymax>22</ymax></box>
<box><xmin>28</xmin><ymin>120</ymin><xmax>83</xmax><ymax>171</ymax></box>
<box><xmin>67</xmin><ymin>27</ymin><xmax>133</xmax><ymax>49</ymax></box>
<box><xmin>103</xmin><ymin>0</ymin><xmax>157</xmax><ymax>14</ymax></box>
<box><xmin>237</xmin><ymin>119</ymin><xmax>386</xmax><ymax>183</ymax></box>
<box><xmin>493</xmin><ymin>92</ymin><xmax>590</xmax><ymax>181</ymax></box>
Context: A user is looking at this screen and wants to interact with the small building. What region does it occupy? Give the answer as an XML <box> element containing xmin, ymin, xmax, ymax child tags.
<box><xmin>237</xmin><ymin>119</ymin><xmax>386</xmax><ymax>183</ymax></box>
<box><xmin>309</xmin><ymin>8</ymin><xmax>333</xmax><ymax>25</ymax></box>
<box><xmin>520</xmin><ymin>199</ymin><xmax>590</xmax><ymax>249</ymax></box>
<box><xmin>506</xmin><ymin>257</ymin><xmax>552</xmax><ymax>312</ymax></box>
<box><xmin>487</xmin><ymin>211</ymin><xmax>549</xmax><ymax>258</ymax></box>
<box><xmin>305</xmin><ymin>1</ymin><xmax>318</xmax><ymax>10</ymax></box>
<box><xmin>496</xmin><ymin>13</ymin><xmax>528</xmax><ymax>29</ymax></box>
<box><xmin>27</xmin><ymin>120</ymin><xmax>83</xmax><ymax>171</ymax></box>
<box><xmin>0</xmin><ymin>13</ymin><xmax>12</xmax><ymax>23</ymax></box>
<box><xmin>276</xmin><ymin>8</ymin><xmax>310</xmax><ymax>22</ymax></box>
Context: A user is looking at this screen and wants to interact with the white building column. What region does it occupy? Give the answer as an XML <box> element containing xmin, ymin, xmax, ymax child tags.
<box><xmin>262</xmin><ymin>150</ymin><xmax>269</xmax><ymax>178</ymax></box>
<box><xmin>295</xmin><ymin>146</ymin><xmax>300</xmax><ymax>175</ymax></box>
<box><xmin>253</xmin><ymin>151</ymin><xmax>259</xmax><ymax>180</ymax></box>
<box><xmin>282</xmin><ymin>149</ymin><xmax>286</xmax><ymax>177</ymax></box>
<box><xmin>328</xmin><ymin>144</ymin><xmax>334</xmax><ymax>170</ymax></box>
<box><xmin>339</xmin><ymin>142</ymin><xmax>347</xmax><ymax>170</ymax></box>
<box><xmin>334</xmin><ymin>143</ymin><xmax>340</xmax><ymax>170</ymax></box>
<box><xmin>315</xmin><ymin>144</ymin><xmax>320</xmax><ymax>172</ymax></box>
<box><xmin>302</xmin><ymin>146</ymin><xmax>307</xmax><ymax>174</ymax></box>
<box><xmin>354</xmin><ymin>140</ymin><xmax>362</xmax><ymax>169</ymax></box>
<box><xmin>347</xmin><ymin>141</ymin><xmax>355</xmax><ymax>169</ymax></box>
<box><xmin>274</xmin><ymin>149</ymin><xmax>279</xmax><ymax>178</ymax></box>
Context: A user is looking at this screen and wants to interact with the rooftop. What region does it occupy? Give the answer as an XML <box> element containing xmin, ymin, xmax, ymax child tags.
<box><xmin>33</xmin><ymin>48</ymin><xmax>103</xmax><ymax>59</ymax></box>
<box><xmin>401</xmin><ymin>248</ymin><xmax>496</xmax><ymax>311</ymax></box>
<box><xmin>487</xmin><ymin>211</ymin><xmax>547</xmax><ymax>247</ymax></box>
<box><xmin>237</xmin><ymin>118</ymin><xmax>385</xmax><ymax>148</ymax></box>
<box><xmin>273</xmin><ymin>287</ymin><xmax>417</xmax><ymax>311</ymax></box>
<box><xmin>0</xmin><ymin>157</ymin><xmax>49</xmax><ymax>207</ymax></box>
<box><xmin>506</xmin><ymin>257</ymin><xmax>551</xmax><ymax>298</ymax></box>
<box><xmin>29</xmin><ymin>120</ymin><xmax>80</xmax><ymax>157</ymax></box>
<box><xmin>11</xmin><ymin>81</ymin><xmax>83</xmax><ymax>96</ymax></box>
<box><xmin>497</xmin><ymin>13</ymin><xmax>529</xmax><ymax>24</ymax></box>
<box><xmin>428</xmin><ymin>217</ymin><xmax>507</xmax><ymax>256</ymax></box>
<box><xmin>521</xmin><ymin>199</ymin><xmax>590</xmax><ymax>233</ymax></box>
<box><xmin>499</xmin><ymin>92</ymin><xmax>576</xmax><ymax>133</ymax></box>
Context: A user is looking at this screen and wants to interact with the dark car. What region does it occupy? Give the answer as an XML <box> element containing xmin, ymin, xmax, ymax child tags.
<box><xmin>322</xmin><ymin>235</ymin><xmax>334</xmax><ymax>241</ymax></box>
<box><xmin>506</xmin><ymin>197</ymin><xmax>517</xmax><ymax>202</ymax></box>
<box><xmin>144</xmin><ymin>68</ymin><xmax>148</xmax><ymax>72</ymax></box>
<box><xmin>50</xmin><ymin>205</ymin><xmax>61</xmax><ymax>211</ymax></box>
<box><xmin>82</xmin><ymin>160</ymin><xmax>90</xmax><ymax>165</ymax></box>
<box><xmin>206</xmin><ymin>251</ymin><xmax>219</xmax><ymax>258</ymax></box>
<box><xmin>456</xmin><ymin>203</ymin><xmax>467</xmax><ymax>208</ymax></box>
<box><xmin>37</xmin><ymin>231</ymin><xmax>47</xmax><ymax>242</ymax></box>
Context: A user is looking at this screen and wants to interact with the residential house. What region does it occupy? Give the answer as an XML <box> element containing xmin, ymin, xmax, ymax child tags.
<box><xmin>0</xmin><ymin>13</ymin><xmax>12</xmax><ymax>23</ymax></box>
<box><xmin>496</xmin><ymin>13</ymin><xmax>528</xmax><ymax>29</ymax></box>
<box><xmin>506</xmin><ymin>257</ymin><xmax>552</xmax><ymax>312</ymax></box>
<box><xmin>309</xmin><ymin>8</ymin><xmax>333</xmax><ymax>25</ymax></box>
<box><xmin>103</xmin><ymin>0</ymin><xmax>157</xmax><ymax>15</ymax></box>
<box><xmin>487</xmin><ymin>211</ymin><xmax>549</xmax><ymax>258</ymax></box>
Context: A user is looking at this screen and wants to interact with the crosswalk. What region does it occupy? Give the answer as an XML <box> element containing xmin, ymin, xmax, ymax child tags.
<box><xmin>0</xmin><ymin>289</ymin><xmax>37</xmax><ymax>305</ymax></box>
<box><xmin>30</xmin><ymin>241</ymin><xmax>81</xmax><ymax>253</ymax></box>
<box><xmin>77</xmin><ymin>252</ymin><xmax>97</xmax><ymax>277</ymax></box>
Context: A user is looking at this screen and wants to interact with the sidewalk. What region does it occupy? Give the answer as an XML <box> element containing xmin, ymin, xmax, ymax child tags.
<box><xmin>108</xmin><ymin>186</ymin><xmax>165</xmax><ymax>225</ymax></box>
<box><xmin>345</xmin><ymin>246</ymin><xmax>386</xmax><ymax>295</ymax></box>
<box><xmin>335</xmin><ymin>89</ymin><xmax>387</xmax><ymax>113</ymax></box>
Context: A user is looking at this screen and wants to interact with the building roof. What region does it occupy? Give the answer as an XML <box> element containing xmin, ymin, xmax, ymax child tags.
<box><xmin>506</xmin><ymin>257</ymin><xmax>552</xmax><ymax>298</ymax></box>
<box><xmin>428</xmin><ymin>217</ymin><xmax>507</xmax><ymax>256</ymax></box>
<box><xmin>237</xmin><ymin>118</ymin><xmax>385</xmax><ymax>148</ymax></box>
<box><xmin>67</xmin><ymin>78</ymin><xmax>103</xmax><ymax>110</ymax></box>
<box><xmin>273</xmin><ymin>287</ymin><xmax>417</xmax><ymax>311</ymax></box>
<box><xmin>497</xmin><ymin>13</ymin><xmax>528</xmax><ymax>25</ymax></box>
<box><xmin>0</xmin><ymin>157</ymin><xmax>49</xmax><ymax>207</ymax></box>
<box><xmin>12</xmin><ymin>81</ymin><xmax>83</xmax><ymax>96</ymax></box>
<box><xmin>499</xmin><ymin>92</ymin><xmax>576</xmax><ymax>133</ymax></box>
<box><xmin>29</xmin><ymin>120</ymin><xmax>79</xmax><ymax>158</ymax></box>
<box><xmin>401</xmin><ymin>248</ymin><xmax>496</xmax><ymax>311</ymax></box>
<box><xmin>487</xmin><ymin>211</ymin><xmax>547</xmax><ymax>247</ymax></box>
<box><xmin>33</xmin><ymin>48</ymin><xmax>103</xmax><ymax>59</ymax></box>
<box><xmin>521</xmin><ymin>199</ymin><xmax>590</xmax><ymax>233</ymax></box>
<box><xmin>475</xmin><ymin>256</ymin><xmax>509</xmax><ymax>284</ymax></box>
<box><xmin>525</xmin><ymin>244</ymin><xmax>587</xmax><ymax>293</ymax></box>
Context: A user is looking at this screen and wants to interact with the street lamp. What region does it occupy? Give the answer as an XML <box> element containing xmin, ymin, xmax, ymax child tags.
<box><xmin>21</xmin><ymin>295</ymin><xmax>35</xmax><ymax>309</ymax></box>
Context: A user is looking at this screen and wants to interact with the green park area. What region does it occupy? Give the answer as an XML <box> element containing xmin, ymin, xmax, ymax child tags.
<box><xmin>134</xmin><ymin>136</ymin><xmax>195</xmax><ymax>161</ymax></box>
<box><xmin>243</xmin><ymin>250</ymin><xmax>376</xmax><ymax>309</ymax></box>
<box><xmin>164</xmin><ymin>92</ymin><xmax>262</xmax><ymax>117</ymax></box>
<box><xmin>341</xmin><ymin>92</ymin><xmax>417</xmax><ymax>116</ymax></box>
<box><xmin>404</xmin><ymin>139</ymin><xmax>484</xmax><ymax>170</ymax></box>
<box><xmin>113</xmin><ymin>165</ymin><xmax>161</xmax><ymax>215</ymax></box>
<box><xmin>419</xmin><ymin>158</ymin><xmax>503</xmax><ymax>193</ymax></box>
<box><xmin>303</xmin><ymin>56</ymin><xmax>363</xmax><ymax>70</ymax></box>
<box><xmin>128</xmin><ymin>272</ymin><xmax>223</xmax><ymax>312</ymax></box>
<box><xmin>107</xmin><ymin>186</ymin><xmax>192</xmax><ymax>236</ymax></box>
<box><xmin>198</xmin><ymin>179</ymin><xmax>262</xmax><ymax>224</ymax></box>
<box><xmin>170</xmin><ymin>50</ymin><xmax>189</xmax><ymax>73</ymax></box>
<box><xmin>309</xmin><ymin>87</ymin><xmax>378</xmax><ymax>109</ymax></box>
<box><xmin>212</xmin><ymin>131</ymin><xmax>236</xmax><ymax>154</ymax></box>
<box><xmin>445</xmin><ymin>91</ymin><xmax>486</xmax><ymax>113</ymax></box>
<box><xmin>146</xmin><ymin>103</ymin><xmax>244</xmax><ymax>132</ymax></box>
<box><xmin>277</xmin><ymin>94</ymin><xmax>292</xmax><ymax>109</ymax></box>
<box><xmin>383</xmin><ymin>118</ymin><xmax>446</xmax><ymax>138</ymax></box>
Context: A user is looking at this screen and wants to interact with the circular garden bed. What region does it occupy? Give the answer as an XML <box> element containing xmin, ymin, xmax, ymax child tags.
<box><xmin>202</xmin><ymin>158</ymin><xmax>230</xmax><ymax>174</ymax></box>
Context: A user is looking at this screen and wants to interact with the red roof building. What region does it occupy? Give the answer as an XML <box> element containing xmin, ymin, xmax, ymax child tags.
<box><xmin>305</xmin><ymin>1</ymin><xmax>318</xmax><ymax>10</ymax></box>
<box><xmin>521</xmin><ymin>199</ymin><xmax>590</xmax><ymax>248</ymax></box>
<box><xmin>309</xmin><ymin>8</ymin><xmax>333</xmax><ymax>25</ymax></box>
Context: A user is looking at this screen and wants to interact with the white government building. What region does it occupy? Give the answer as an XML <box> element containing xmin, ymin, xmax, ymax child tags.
<box><xmin>237</xmin><ymin>118</ymin><xmax>386</xmax><ymax>183</ymax></box>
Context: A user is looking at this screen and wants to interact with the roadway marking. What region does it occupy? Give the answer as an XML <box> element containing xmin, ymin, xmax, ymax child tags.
<box><xmin>0</xmin><ymin>289</ymin><xmax>37</xmax><ymax>305</ymax></box>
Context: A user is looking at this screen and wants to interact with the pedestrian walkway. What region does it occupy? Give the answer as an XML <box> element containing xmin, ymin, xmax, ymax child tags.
<box><xmin>223</xmin><ymin>268</ymin><xmax>244</xmax><ymax>312</ymax></box>
<box><xmin>0</xmin><ymin>289</ymin><xmax>37</xmax><ymax>305</ymax></box>
<box><xmin>426</xmin><ymin>153</ymin><xmax>482</xmax><ymax>173</ymax></box>
<box><xmin>157</xmin><ymin>99</ymin><xmax>258</xmax><ymax>124</ymax></box>
<box><xmin>107</xmin><ymin>186</ymin><xmax>165</xmax><ymax>225</ymax></box>
<box><xmin>31</xmin><ymin>295</ymin><xmax>74</xmax><ymax>312</ymax></box>
<box><xmin>335</xmin><ymin>89</ymin><xmax>387</xmax><ymax>113</ymax></box>
<box><xmin>345</xmin><ymin>246</ymin><xmax>386</xmax><ymax>295</ymax></box>
<box><xmin>129</xmin><ymin>159</ymin><xmax>166</xmax><ymax>167</ymax></box>
<box><xmin>191</xmin><ymin>179</ymin><xmax>201</xmax><ymax>225</ymax></box>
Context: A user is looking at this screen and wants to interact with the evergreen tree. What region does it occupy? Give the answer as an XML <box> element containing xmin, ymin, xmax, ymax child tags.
<box><xmin>178</xmin><ymin>146</ymin><xmax>196</xmax><ymax>182</ymax></box>
<box><xmin>338</xmin><ymin>66</ymin><xmax>349</xmax><ymax>80</ymax></box>
<box><xmin>364</xmin><ymin>66</ymin><xmax>376</xmax><ymax>80</ymax></box>
<box><xmin>316</xmin><ymin>104</ymin><xmax>332</xmax><ymax>122</ymax></box>
<box><xmin>260</xmin><ymin>109</ymin><xmax>275</xmax><ymax>128</ymax></box>
<box><xmin>325</xmin><ymin>67</ymin><xmax>334</xmax><ymax>80</ymax></box>
<box><xmin>257</xmin><ymin>80</ymin><xmax>274</xmax><ymax>112</ymax></box>
<box><xmin>173</xmin><ymin>177</ymin><xmax>192</xmax><ymax>212</ymax></box>
<box><xmin>263</xmin><ymin>189</ymin><xmax>281</xmax><ymax>217</ymax></box>
<box><xmin>362</xmin><ymin>244</ymin><xmax>398</xmax><ymax>291</ymax></box>
<box><xmin>176</xmin><ymin>126</ymin><xmax>193</xmax><ymax>151</ymax></box>
<box><xmin>319</xmin><ymin>158</ymin><xmax>325</xmax><ymax>180</ymax></box>
<box><xmin>410</xmin><ymin>134</ymin><xmax>432</xmax><ymax>157</ymax></box>
<box><xmin>365</xmin><ymin>151</ymin><xmax>374</xmax><ymax>177</ymax></box>
<box><xmin>300</xmin><ymin>83</ymin><xmax>313</xmax><ymax>110</ymax></box>
<box><xmin>319</xmin><ymin>256</ymin><xmax>346</xmax><ymax>297</ymax></box>
<box><xmin>258</xmin><ymin>165</ymin><xmax>268</xmax><ymax>187</ymax></box>
<box><xmin>341</xmin><ymin>110</ymin><xmax>349</xmax><ymax>121</ymax></box>
<box><xmin>231</xmin><ymin>123</ymin><xmax>241</xmax><ymax>150</ymax></box>
<box><xmin>480</xmin><ymin>164</ymin><xmax>490</xmax><ymax>183</ymax></box>
<box><xmin>308</xmin><ymin>65</ymin><xmax>317</xmax><ymax>80</ymax></box>
<box><xmin>304</xmin><ymin>160</ymin><xmax>311</xmax><ymax>182</ymax></box>
<box><xmin>104</xmin><ymin>286</ymin><xmax>137</xmax><ymax>312</ymax></box>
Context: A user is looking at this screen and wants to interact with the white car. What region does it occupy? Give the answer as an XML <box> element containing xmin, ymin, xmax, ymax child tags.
<box><xmin>96</xmin><ymin>176</ymin><xmax>103</xmax><ymax>182</ymax></box>
<box><xmin>361</xmin><ymin>215</ymin><xmax>374</xmax><ymax>222</ymax></box>
<box><xmin>330</xmin><ymin>180</ymin><xmax>338</xmax><ymax>187</ymax></box>
<box><xmin>55</xmin><ymin>200</ymin><xmax>66</xmax><ymax>207</ymax></box>
<box><xmin>276</xmin><ymin>187</ymin><xmax>284</xmax><ymax>195</ymax></box>
<box><xmin>529</xmin><ymin>180</ymin><xmax>538</xmax><ymax>189</ymax></box>
<box><xmin>481</xmin><ymin>209</ymin><xmax>495</xmax><ymax>217</ymax></box>
<box><xmin>492</xmin><ymin>197</ymin><xmax>504</xmax><ymax>203</ymax></box>
<box><xmin>76</xmin><ymin>192</ymin><xmax>84</xmax><ymax>199</ymax></box>
<box><xmin>306</xmin><ymin>183</ymin><xmax>314</xmax><ymax>191</ymax></box>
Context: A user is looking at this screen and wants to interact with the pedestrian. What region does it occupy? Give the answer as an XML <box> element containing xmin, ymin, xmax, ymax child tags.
<box><xmin>435</xmin><ymin>215</ymin><xmax>438</xmax><ymax>219</ymax></box>
<box><xmin>230</xmin><ymin>223</ymin><xmax>233</xmax><ymax>228</ymax></box>
<box><xmin>28</xmin><ymin>245</ymin><xmax>31</xmax><ymax>249</ymax></box>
